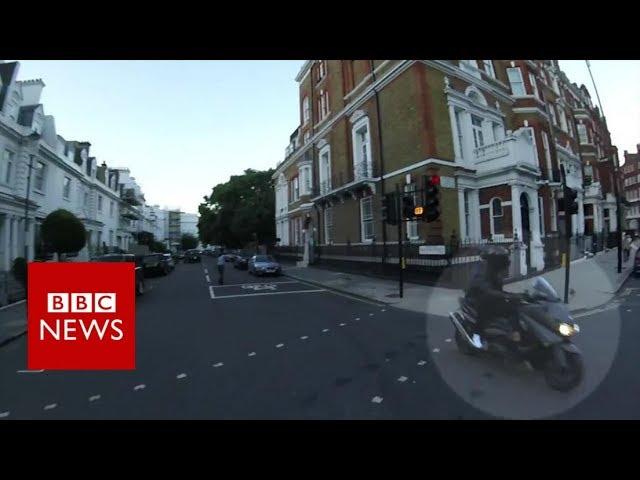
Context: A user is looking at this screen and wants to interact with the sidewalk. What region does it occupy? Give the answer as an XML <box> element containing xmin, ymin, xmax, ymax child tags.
<box><xmin>285</xmin><ymin>242</ymin><xmax>639</xmax><ymax>316</ymax></box>
<box><xmin>0</xmin><ymin>300</ymin><xmax>27</xmax><ymax>347</ymax></box>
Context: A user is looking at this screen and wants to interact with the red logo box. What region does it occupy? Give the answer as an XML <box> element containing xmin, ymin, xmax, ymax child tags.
<box><xmin>27</xmin><ymin>262</ymin><xmax>136</xmax><ymax>370</ymax></box>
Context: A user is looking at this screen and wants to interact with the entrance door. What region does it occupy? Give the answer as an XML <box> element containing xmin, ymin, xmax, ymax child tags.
<box><xmin>520</xmin><ymin>193</ymin><xmax>531</xmax><ymax>267</ymax></box>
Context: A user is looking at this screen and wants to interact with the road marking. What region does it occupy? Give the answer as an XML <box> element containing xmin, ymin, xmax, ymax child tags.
<box><xmin>89</xmin><ymin>395</ymin><xmax>101</xmax><ymax>402</ymax></box>
<box><xmin>417</xmin><ymin>360</ymin><xmax>427</xmax><ymax>366</ymax></box>
<box><xmin>211</xmin><ymin>289</ymin><xmax>325</xmax><ymax>299</ymax></box>
<box><xmin>369</xmin><ymin>313</ymin><xmax>374</xmax><ymax>317</ymax></box>
<box><xmin>445</xmin><ymin>338</ymin><xmax>452</xmax><ymax>343</ymax></box>
<box><xmin>209</xmin><ymin>286</ymin><xmax>215</xmax><ymax>299</ymax></box>
<box><xmin>134</xmin><ymin>384</ymin><xmax>146</xmax><ymax>391</ymax></box>
<box><xmin>300</xmin><ymin>336</ymin><xmax>309</xmax><ymax>340</ymax></box>
<box><xmin>339</xmin><ymin>323</ymin><xmax>346</xmax><ymax>327</ymax></box>
<box><xmin>17</xmin><ymin>369</ymin><xmax>44</xmax><ymax>374</ymax></box>
<box><xmin>276</xmin><ymin>343</ymin><xmax>285</xmax><ymax>348</ymax></box>
<box><xmin>242</xmin><ymin>283</ymin><xmax>278</xmax><ymax>291</ymax></box>
<box><xmin>0</xmin><ymin>299</ymin><xmax>26</xmax><ymax>311</ymax></box>
<box><xmin>176</xmin><ymin>373</ymin><xmax>187</xmax><ymax>379</ymax></box>
<box><xmin>381</xmin><ymin>309</ymin><xmax>386</xmax><ymax>312</ymax></box>
<box><xmin>371</xmin><ymin>396</ymin><xmax>384</xmax><ymax>404</ymax></box>
<box><xmin>213</xmin><ymin>281</ymin><xmax>299</xmax><ymax>288</ymax></box>
<box><xmin>248</xmin><ymin>352</ymin><xmax>256</xmax><ymax>357</ymax></box>
<box><xmin>292</xmin><ymin>278</ymin><xmax>385</xmax><ymax>306</ymax></box>
<box><xmin>627</xmin><ymin>309</ymin><xmax>632</xmax><ymax>312</ymax></box>
<box><xmin>213</xmin><ymin>362</ymin><xmax>224</xmax><ymax>368</ymax></box>
<box><xmin>432</xmin><ymin>348</ymin><xmax>440</xmax><ymax>353</ymax></box>
<box><xmin>397</xmin><ymin>376</ymin><xmax>408</xmax><ymax>383</ymax></box>
<box><xmin>0</xmin><ymin>411</ymin><xmax>9</xmax><ymax>418</ymax></box>
<box><xmin>322</xmin><ymin>328</ymin><xmax>329</xmax><ymax>333</ymax></box>
<box><xmin>354</xmin><ymin>317</ymin><xmax>360</xmax><ymax>321</ymax></box>
<box><xmin>43</xmin><ymin>403</ymin><xmax>57</xmax><ymax>411</ymax></box>
<box><xmin>205</xmin><ymin>275</ymin><xmax>211</xmax><ymax>283</ymax></box>
<box><xmin>204</xmin><ymin>268</ymin><xmax>209</xmax><ymax>274</ymax></box>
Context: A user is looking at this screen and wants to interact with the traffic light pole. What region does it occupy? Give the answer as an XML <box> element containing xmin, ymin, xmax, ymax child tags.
<box><xmin>562</xmin><ymin>171</ymin><xmax>571</xmax><ymax>304</ymax></box>
<box><xmin>396</xmin><ymin>183</ymin><xmax>403</xmax><ymax>298</ymax></box>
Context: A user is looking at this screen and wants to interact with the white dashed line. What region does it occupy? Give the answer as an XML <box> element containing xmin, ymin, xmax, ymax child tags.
<box><xmin>381</xmin><ymin>309</ymin><xmax>386</xmax><ymax>312</ymax></box>
<box><xmin>371</xmin><ymin>396</ymin><xmax>384</xmax><ymax>404</ymax></box>
<box><xmin>369</xmin><ymin>313</ymin><xmax>374</xmax><ymax>317</ymax></box>
<box><xmin>276</xmin><ymin>343</ymin><xmax>285</xmax><ymax>349</ymax></box>
<box><xmin>43</xmin><ymin>403</ymin><xmax>57</xmax><ymax>411</ymax></box>
<box><xmin>627</xmin><ymin>309</ymin><xmax>632</xmax><ymax>312</ymax></box>
<box><xmin>204</xmin><ymin>268</ymin><xmax>209</xmax><ymax>274</ymax></box>
<box><xmin>205</xmin><ymin>275</ymin><xmax>211</xmax><ymax>283</ymax></box>
<box><xmin>417</xmin><ymin>360</ymin><xmax>427</xmax><ymax>366</ymax></box>
<box><xmin>248</xmin><ymin>352</ymin><xmax>256</xmax><ymax>357</ymax></box>
<box><xmin>322</xmin><ymin>328</ymin><xmax>329</xmax><ymax>333</ymax></box>
<box><xmin>355</xmin><ymin>317</ymin><xmax>360</xmax><ymax>321</ymax></box>
<box><xmin>17</xmin><ymin>369</ymin><xmax>44</xmax><ymax>374</ymax></box>
<box><xmin>339</xmin><ymin>323</ymin><xmax>346</xmax><ymax>327</ymax></box>
<box><xmin>432</xmin><ymin>348</ymin><xmax>440</xmax><ymax>353</ymax></box>
<box><xmin>300</xmin><ymin>336</ymin><xmax>309</xmax><ymax>340</ymax></box>
<box><xmin>0</xmin><ymin>411</ymin><xmax>9</xmax><ymax>418</ymax></box>
<box><xmin>133</xmin><ymin>384</ymin><xmax>146</xmax><ymax>391</ymax></box>
<box><xmin>176</xmin><ymin>373</ymin><xmax>187</xmax><ymax>379</ymax></box>
<box><xmin>445</xmin><ymin>338</ymin><xmax>452</xmax><ymax>343</ymax></box>
<box><xmin>209</xmin><ymin>286</ymin><xmax>215</xmax><ymax>299</ymax></box>
<box><xmin>213</xmin><ymin>362</ymin><xmax>224</xmax><ymax>368</ymax></box>
<box><xmin>89</xmin><ymin>395</ymin><xmax>101</xmax><ymax>402</ymax></box>
<box><xmin>397</xmin><ymin>376</ymin><xmax>408</xmax><ymax>383</ymax></box>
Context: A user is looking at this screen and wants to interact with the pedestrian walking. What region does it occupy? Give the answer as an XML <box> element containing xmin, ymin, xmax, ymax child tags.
<box><xmin>623</xmin><ymin>234</ymin><xmax>632</xmax><ymax>262</ymax></box>
<box><xmin>217</xmin><ymin>253</ymin><xmax>226</xmax><ymax>285</ymax></box>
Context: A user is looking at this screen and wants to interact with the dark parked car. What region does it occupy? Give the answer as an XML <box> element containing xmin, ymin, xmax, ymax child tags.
<box><xmin>234</xmin><ymin>256</ymin><xmax>249</xmax><ymax>270</ymax></box>
<box><xmin>163</xmin><ymin>253</ymin><xmax>175</xmax><ymax>272</ymax></box>
<box><xmin>634</xmin><ymin>249</ymin><xmax>640</xmax><ymax>276</ymax></box>
<box><xmin>248</xmin><ymin>255</ymin><xmax>282</xmax><ymax>276</ymax></box>
<box><xmin>95</xmin><ymin>253</ymin><xmax>145</xmax><ymax>296</ymax></box>
<box><xmin>143</xmin><ymin>253</ymin><xmax>173</xmax><ymax>275</ymax></box>
<box><xmin>184</xmin><ymin>249</ymin><xmax>202</xmax><ymax>263</ymax></box>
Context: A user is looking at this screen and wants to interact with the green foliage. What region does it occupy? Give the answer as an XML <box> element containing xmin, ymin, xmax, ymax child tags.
<box><xmin>150</xmin><ymin>241</ymin><xmax>168</xmax><ymax>253</ymax></box>
<box><xmin>198</xmin><ymin>168</ymin><xmax>275</xmax><ymax>248</ymax></box>
<box><xmin>41</xmin><ymin>209</ymin><xmax>87</xmax><ymax>256</ymax></box>
<box><xmin>136</xmin><ymin>231</ymin><xmax>155</xmax><ymax>246</ymax></box>
<box><xmin>12</xmin><ymin>257</ymin><xmax>27</xmax><ymax>287</ymax></box>
<box><xmin>181</xmin><ymin>233</ymin><xmax>198</xmax><ymax>250</ymax></box>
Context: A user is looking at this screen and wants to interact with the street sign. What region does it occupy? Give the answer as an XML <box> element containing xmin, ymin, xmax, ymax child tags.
<box><xmin>440</xmin><ymin>176</ymin><xmax>455</xmax><ymax>189</ymax></box>
<box><xmin>419</xmin><ymin>245</ymin><xmax>446</xmax><ymax>255</ymax></box>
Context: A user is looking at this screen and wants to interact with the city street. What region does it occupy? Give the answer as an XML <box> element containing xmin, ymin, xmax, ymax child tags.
<box><xmin>1</xmin><ymin>255</ymin><xmax>640</xmax><ymax>419</ymax></box>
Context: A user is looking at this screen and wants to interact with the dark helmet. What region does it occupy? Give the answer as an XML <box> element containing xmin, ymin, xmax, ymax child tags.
<box><xmin>480</xmin><ymin>244</ymin><xmax>510</xmax><ymax>271</ymax></box>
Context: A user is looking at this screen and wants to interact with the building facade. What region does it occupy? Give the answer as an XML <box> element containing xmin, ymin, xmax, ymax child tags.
<box><xmin>623</xmin><ymin>145</ymin><xmax>640</xmax><ymax>231</ymax></box>
<box><xmin>273</xmin><ymin>60</ymin><xmax>619</xmax><ymax>274</ymax></box>
<box><xmin>0</xmin><ymin>61</ymin><xmax>160</xmax><ymax>272</ymax></box>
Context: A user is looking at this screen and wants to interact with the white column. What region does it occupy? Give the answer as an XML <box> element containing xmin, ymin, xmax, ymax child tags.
<box><xmin>610</xmin><ymin>204</ymin><xmax>618</xmax><ymax>231</ymax></box>
<box><xmin>469</xmin><ymin>189</ymin><xmax>480</xmax><ymax>241</ymax></box>
<box><xmin>27</xmin><ymin>220</ymin><xmax>35</xmax><ymax>261</ymax></box>
<box><xmin>448</xmin><ymin>105</ymin><xmax>462</xmax><ymax>161</ymax></box>
<box><xmin>457</xmin><ymin>188</ymin><xmax>467</xmax><ymax>240</ymax></box>
<box><xmin>511</xmin><ymin>185</ymin><xmax>522</xmax><ymax>240</ymax></box>
<box><xmin>577</xmin><ymin>196</ymin><xmax>585</xmax><ymax>235</ymax></box>
<box><xmin>529</xmin><ymin>190</ymin><xmax>544</xmax><ymax>271</ymax></box>
<box><xmin>1</xmin><ymin>216</ymin><xmax>10</xmax><ymax>271</ymax></box>
<box><xmin>11</xmin><ymin>217</ymin><xmax>19</xmax><ymax>262</ymax></box>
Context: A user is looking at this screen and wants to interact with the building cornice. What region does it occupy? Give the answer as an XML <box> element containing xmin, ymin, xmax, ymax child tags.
<box><xmin>295</xmin><ymin>61</ymin><xmax>313</xmax><ymax>83</ymax></box>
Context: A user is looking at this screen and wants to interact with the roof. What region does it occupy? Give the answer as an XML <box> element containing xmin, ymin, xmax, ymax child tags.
<box><xmin>0</xmin><ymin>62</ymin><xmax>19</xmax><ymax>111</ymax></box>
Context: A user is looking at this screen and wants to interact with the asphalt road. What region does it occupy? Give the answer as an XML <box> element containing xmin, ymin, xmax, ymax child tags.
<box><xmin>1</xmin><ymin>256</ymin><xmax>639</xmax><ymax>420</ymax></box>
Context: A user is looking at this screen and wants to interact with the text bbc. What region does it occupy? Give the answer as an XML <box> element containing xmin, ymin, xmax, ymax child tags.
<box><xmin>48</xmin><ymin>293</ymin><xmax>116</xmax><ymax>313</ymax></box>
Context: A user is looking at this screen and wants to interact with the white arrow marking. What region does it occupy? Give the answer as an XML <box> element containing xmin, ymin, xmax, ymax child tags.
<box><xmin>322</xmin><ymin>328</ymin><xmax>329</xmax><ymax>333</ymax></box>
<box><xmin>371</xmin><ymin>396</ymin><xmax>384</xmax><ymax>404</ymax></box>
<box><xmin>89</xmin><ymin>395</ymin><xmax>101</xmax><ymax>402</ymax></box>
<box><xmin>43</xmin><ymin>403</ymin><xmax>57</xmax><ymax>411</ymax></box>
<box><xmin>276</xmin><ymin>343</ymin><xmax>284</xmax><ymax>348</ymax></box>
<box><xmin>133</xmin><ymin>384</ymin><xmax>146</xmax><ymax>391</ymax></box>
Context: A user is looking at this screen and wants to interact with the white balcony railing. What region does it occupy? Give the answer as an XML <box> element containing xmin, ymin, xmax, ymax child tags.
<box><xmin>354</xmin><ymin>160</ymin><xmax>374</xmax><ymax>181</ymax></box>
<box><xmin>584</xmin><ymin>181</ymin><xmax>603</xmax><ymax>199</ymax></box>
<box><xmin>319</xmin><ymin>179</ymin><xmax>332</xmax><ymax>196</ymax></box>
<box><xmin>473</xmin><ymin>128</ymin><xmax>538</xmax><ymax>172</ymax></box>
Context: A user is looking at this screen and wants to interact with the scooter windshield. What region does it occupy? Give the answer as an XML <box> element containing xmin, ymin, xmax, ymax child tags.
<box><xmin>531</xmin><ymin>277</ymin><xmax>561</xmax><ymax>302</ymax></box>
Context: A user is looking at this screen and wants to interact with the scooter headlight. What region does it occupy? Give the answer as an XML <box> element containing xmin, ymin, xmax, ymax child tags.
<box><xmin>558</xmin><ymin>323</ymin><xmax>578</xmax><ymax>336</ymax></box>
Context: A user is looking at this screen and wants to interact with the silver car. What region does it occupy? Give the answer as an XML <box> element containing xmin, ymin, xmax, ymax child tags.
<box><xmin>248</xmin><ymin>255</ymin><xmax>282</xmax><ymax>276</ymax></box>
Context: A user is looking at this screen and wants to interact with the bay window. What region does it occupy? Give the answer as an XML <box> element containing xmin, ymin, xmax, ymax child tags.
<box><xmin>507</xmin><ymin>67</ymin><xmax>525</xmax><ymax>96</ymax></box>
<box><xmin>352</xmin><ymin>117</ymin><xmax>372</xmax><ymax>179</ymax></box>
<box><xmin>360</xmin><ymin>196</ymin><xmax>374</xmax><ymax>242</ymax></box>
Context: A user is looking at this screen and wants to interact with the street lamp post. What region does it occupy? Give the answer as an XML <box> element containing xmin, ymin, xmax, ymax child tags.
<box><xmin>22</xmin><ymin>132</ymin><xmax>41</xmax><ymax>263</ymax></box>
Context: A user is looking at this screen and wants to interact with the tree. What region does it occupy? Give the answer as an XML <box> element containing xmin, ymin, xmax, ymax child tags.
<box><xmin>136</xmin><ymin>231</ymin><xmax>154</xmax><ymax>246</ymax></box>
<box><xmin>181</xmin><ymin>233</ymin><xmax>198</xmax><ymax>250</ymax></box>
<box><xmin>41</xmin><ymin>209</ymin><xmax>87</xmax><ymax>260</ymax></box>
<box><xmin>150</xmin><ymin>240</ymin><xmax>167</xmax><ymax>253</ymax></box>
<box><xmin>198</xmin><ymin>168</ymin><xmax>275</xmax><ymax>248</ymax></box>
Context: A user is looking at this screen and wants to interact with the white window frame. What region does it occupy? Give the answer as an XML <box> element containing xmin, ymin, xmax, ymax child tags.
<box><xmin>454</xmin><ymin>109</ymin><xmax>465</xmax><ymax>160</ymax></box>
<box><xmin>542</xmin><ymin>131</ymin><xmax>553</xmax><ymax>179</ymax></box>
<box><xmin>2</xmin><ymin>149</ymin><xmax>15</xmax><ymax>185</ymax></box>
<box><xmin>507</xmin><ymin>67</ymin><xmax>526</xmax><ymax>96</ymax></box>
<box><xmin>303</xmin><ymin>131</ymin><xmax>310</xmax><ymax>144</ymax></box>
<box><xmin>471</xmin><ymin>114</ymin><xmax>484</xmax><ymax>149</ymax></box>
<box><xmin>557</xmin><ymin>104</ymin><xmax>568</xmax><ymax>132</ymax></box>
<box><xmin>293</xmin><ymin>176</ymin><xmax>299</xmax><ymax>201</ymax></box>
<box><xmin>577</xmin><ymin>124</ymin><xmax>588</xmax><ymax>145</ymax></box>
<box><xmin>548</xmin><ymin>103</ymin><xmax>558</xmax><ymax>126</ymax></box>
<box><xmin>62</xmin><ymin>176</ymin><xmax>72</xmax><ymax>200</ymax></box>
<box><xmin>317</xmin><ymin>60</ymin><xmax>327</xmax><ymax>81</ymax></box>
<box><xmin>33</xmin><ymin>160</ymin><xmax>46</xmax><ymax>192</ymax></box>
<box><xmin>302</xmin><ymin>97</ymin><xmax>310</xmax><ymax>125</ymax></box>
<box><xmin>490</xmin><ymin>197</ymin><xmax>504</xmax><ymax>236</ymax></box>
<box><xmin>528</xmin><ymin>72</ymin><xmax>540</xmax><ymax>99</ymax></box>
<box><xmin>352</xmin><ymin>116</ymin><xmax>372</xmax><ymax>179</ymax></box>
<box><xmin>324</xmin><ymin>206</ymin><xmax>333</xmax><ymax>244</ymax></box>
<box><xmin>318</xmin><ymin>145</ymin><xmax>332</xmax><ymax>194</ymax></box>
<box><xmin>404</xmin><ymin>183</ymin><xmax>419</xmax><ymax>241</ymax></box>
<box><xmin>360</xmin><ymin>196</ymin><xmax>375</xmax><ymax>242</ymax></box>
<box><xmin>483</xmin><ymin>60</ymin><xmax>495</xmax><ymax>78</ymax></box>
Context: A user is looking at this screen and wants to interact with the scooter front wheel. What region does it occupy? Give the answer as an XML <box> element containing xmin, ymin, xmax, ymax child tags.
<box><xmin>544</xmin><ymin>351</ymin><xmax>584</xmax><ymax>392</ymax></box>
<box><xmin>455</xmin><ymin>329</ymin><xmax>478</xmax><ymax>356</ymax></box>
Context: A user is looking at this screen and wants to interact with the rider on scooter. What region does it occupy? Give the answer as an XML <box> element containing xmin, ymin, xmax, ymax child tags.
<box><xmin>465</xmin><ymin>245</ymin><xmax>527</xmax><ymax>347</ymax></box>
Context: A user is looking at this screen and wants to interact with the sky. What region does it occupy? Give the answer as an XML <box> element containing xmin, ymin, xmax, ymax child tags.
<box><xmin>11</xmin><ymin>60</ymin><xmax>640</xmax><ymax>213</ymax></box>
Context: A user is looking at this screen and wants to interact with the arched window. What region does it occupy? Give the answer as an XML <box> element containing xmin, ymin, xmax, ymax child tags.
<box><xmin>490</xmin><ymin>198</ymin><xmax>504</xmax><ymax>235</ymax></box>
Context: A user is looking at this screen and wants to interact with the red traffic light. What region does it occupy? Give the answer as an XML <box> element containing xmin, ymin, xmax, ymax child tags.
<box><xmin>429</xmin><ymin>175</ymin><xmax>441</xmax><ymax>186</ymax></box>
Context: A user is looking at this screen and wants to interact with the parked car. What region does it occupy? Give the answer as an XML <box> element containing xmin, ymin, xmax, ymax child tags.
<box><xmin>248</xmin><ymin>255</ymin><xmax>282</xmax><ymax>276</ymax></box>
<box><xmin>184</xmin><ymin>249</ymin><xmax>202</xmax><ymax>263</ymax></box>
<box><xmin>225</xmin><ymin>253</ymin><xmax>240</xmax><ymax>263</ymax></box>
<box><xmin>634</xmin><ymin>249</ymin><xmax>640</xmax><ymax>276</ymax></box>
<box><xmin>234</xmin><ymin>256</ymin><xmax>249</xmax><ymax>270</ymax></box>
<box><xmin>95</xmin><ymin>253</ymin><xmax>145</xmax><ymax>296</ymax></box>
<box><xmin>142</xmin><ymin>253</ymin><xmax>172</xmax><ymax>275</ymax></box>
<box><xmin>163</xmin><ymin>253</ymin><xmax>175</xmax><ymax>272</ymax></box>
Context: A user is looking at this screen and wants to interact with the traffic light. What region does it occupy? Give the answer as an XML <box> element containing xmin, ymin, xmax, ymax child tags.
<box><xmin>402</xmin><ymin>194</ymin><xmax>415</xmax><ymax>219</ymax></box>
<box><xmin>565</xmin><ymin>187</ymin><xmax>579</xmax><ymax>215</ymax></box>
<box><xmin>423</xmin><ymin>174</ymin><xmax>441</xmax><ymax>222</ymax></box>
<box><xmin>382</xmin><ymin>193</ymin><xmax>399</xmax><ymax>225</ymax></box>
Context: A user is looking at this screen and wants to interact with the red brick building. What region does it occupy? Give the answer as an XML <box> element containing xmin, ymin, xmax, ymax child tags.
<box><xmin>622</xmin><ymin>145</ymin><xmax>640</xmax><ymax>231</ymax></box>
<box><xmin>273</xmin><ymin>60</ymin><xmax>619</xmax><ymax>274</ymax></box>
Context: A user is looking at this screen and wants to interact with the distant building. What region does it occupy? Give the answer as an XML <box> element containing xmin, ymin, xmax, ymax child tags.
<box><xmin>623</xmin><ymin>145</ymin><xmax>640</xmax><ymax>231</ymax></box>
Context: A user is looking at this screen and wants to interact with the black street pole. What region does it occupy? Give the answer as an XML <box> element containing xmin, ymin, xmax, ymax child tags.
<box><xmin>562</xmin><ymin>168</ymin><xmax>571</xmax><ymax>304</ymax></box>
<box><xmin>23</xmin><ymin>154</ymin><xmax>34</xmax><ymax>261</ymax></box>
<box><xmin>370</xmin><ymin>60</ymin><xmax>388</xmax><ymax>267</ymax></box>
<box><xmin>396</xmin><ymin>183</ymin><xmax>403</xmax><ymax>298</ymax></box>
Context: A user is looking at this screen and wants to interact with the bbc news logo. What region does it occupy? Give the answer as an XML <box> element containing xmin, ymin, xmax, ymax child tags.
<box><xmin>28</xmin><ymin>263</ymin><xmax>135</xmax><ymax>370</ymax></box>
